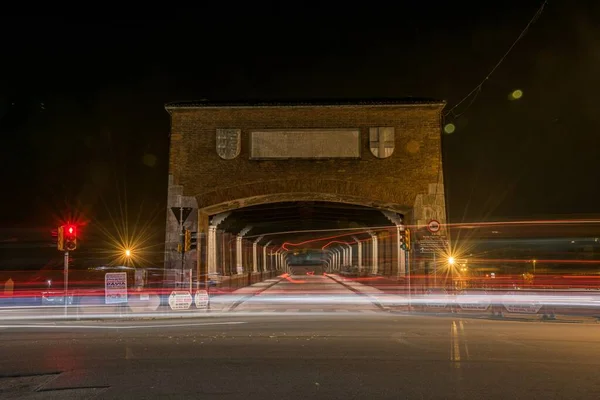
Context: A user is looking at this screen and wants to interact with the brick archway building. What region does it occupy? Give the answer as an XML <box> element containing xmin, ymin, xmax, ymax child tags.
<box><xmin>164</xmin><ymin>99</ymin><xmax>448</xmax><ymax>282</ymax></box>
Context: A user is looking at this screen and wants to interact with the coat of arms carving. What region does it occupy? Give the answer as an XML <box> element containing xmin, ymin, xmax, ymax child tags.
<box><xmin>216</xmin><ymin>128</ymin><xmax>241</xmax><ymax>160</ymax></box>
<box><xmin>369</xmin><ymin>127</ymin><xmax>395</xmax><ymax>159</ymax></box>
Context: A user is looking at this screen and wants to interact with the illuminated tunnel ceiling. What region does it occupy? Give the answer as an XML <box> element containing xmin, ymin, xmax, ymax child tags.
<box><xmin>217</xmin><ymin>201</ymin><xmax>397</xmax><ymax>247</ymax></box>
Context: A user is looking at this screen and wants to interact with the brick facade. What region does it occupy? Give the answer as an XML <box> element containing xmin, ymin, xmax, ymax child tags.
<box><xmin>164</xmin><ymin>100</ymin><xmax>447</xmax><ymax>272</ymax></box>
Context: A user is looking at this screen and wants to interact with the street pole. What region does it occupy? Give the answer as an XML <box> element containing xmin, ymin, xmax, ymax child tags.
<box><xmin>180</xmin><ymin>226</ymin><xmax>185</xmax><ymax>289</ymax></box>
<box><xmin>178</xmin><ymin>201</ymin><xmax>185</xmax><ymax>289</ymax></box>
<box><xmin>64</xmin><ymin>251</ymin><xmax>69</xmax><ymax>317</ymax></box>
<box><xmin>406</xmin><ymin>249</ymin><xmax>411</xmax><ymax>310</ymax></box>
<box><xmin>433</xmin><ymin>252</ymin><xmax>437</xmax><ymax>287</ymax></box>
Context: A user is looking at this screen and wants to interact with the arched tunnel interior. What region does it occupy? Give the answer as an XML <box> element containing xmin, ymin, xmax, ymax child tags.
<box><xmin>207</xmin><ymin>201</ymin><xmax>407</xmax><ymax>279</ymax></box>
<box><xmin>195</xmin><ymin>200</ymin><xmax>420</xmax><ymax>313</ymax></box>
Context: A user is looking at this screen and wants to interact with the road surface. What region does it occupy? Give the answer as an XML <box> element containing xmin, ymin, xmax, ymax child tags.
<box><xmin>1</xmin><ymin>274</ymin><xmax>600</xmax><ymax>399</ymax></box>
<box><xmin>230</xmin><ymin>273</ymin><xmax>381</xmax><ymax>313</ymax></box>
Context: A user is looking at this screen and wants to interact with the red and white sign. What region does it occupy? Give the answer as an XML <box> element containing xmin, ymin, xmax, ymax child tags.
<box><xmin>195</xmin><ymin>290</ymin><xmax>209</xmax><ymax>309</ymax></box>
<box><xmin>427</xmin><ymin>220</ymin><xmax>441</xmax><ymax>233</ymax></box>
<box><xmin>425</xmin><ymin>288</ymin><xmax>449</xmax><ymax>309</ymax></box>
<box><xmin>502</xmin><ymin>292</ymin><xmax>542</xmax><ymax>314</ymax></box>
<box><xmin>105</xmin><ymin>272</ymin><xmax>128</xmax><ymax>305</ymax></box>
<box><xmin>456</xmin><ymin>290</ymin><xmax>490</xmax><ymax>311</ymax></box>
<box><xmin>168</xmin><ymin>291</ymin><xmax>193</xmax><ymax>310</ymax></box>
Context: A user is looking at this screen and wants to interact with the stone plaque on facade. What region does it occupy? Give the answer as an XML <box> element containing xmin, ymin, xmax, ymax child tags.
<box><xmin>216</xmin><ymin>128</ymin><xmax>241</xmax><ymax>159</ymax></box>
<box><xmin>250</xmin><ymin>129</ymin><xmax>360</xmax><ymax>159</ymax></box>
<box><xmin>369</xmin><ymin>127</ymin><xmax>395</xmax><ymax>158</ymax></box>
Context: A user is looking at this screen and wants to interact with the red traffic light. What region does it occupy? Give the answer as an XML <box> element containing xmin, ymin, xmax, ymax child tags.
<box><xmin>65</xmin><ymin>225</ymin><xmax>76</xmax><ymax>238</ymax></box>
<box><xmin>63</xmin><ymin>224</ymin><xmax>77</xmax><ymax>251</ymax></box>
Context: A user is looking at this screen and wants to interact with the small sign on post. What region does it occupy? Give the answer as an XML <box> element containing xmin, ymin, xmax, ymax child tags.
<box><xmin>105</xmin><ymin>272</ymin><xmax>128</xmax><ymax>304</ymax></box>
<box><xmin>418</xmin><ymin>235</ymin><xmax>449</xmax><ymax>253</ymax></box>
<box><xmin>195</xmin><ymin>290</ymin><xmax>209</xmax><ymax>309</ymax></box>
<box><xmin>456</xmin><ymin>290</ymin><xmax>490</xmax><ymax>311</ymax></box>
<box><xmin>502</xmin><ymin>292</ymin><xmax>542</xmax><ymax>314</ymax></box>
<box><xmin>171</xmin><ymin>207</ymin><xmax>193</xmax><ymax>224</ymax></box>
<box><xmin>168</xmin><ymin>291</ymin><xmax>193</xmax><ymax>310</ymax></box>
<box><xmin>427</xmin><ymin>219</ymin><xmax>441</xmax><ymax>233</ymax></box>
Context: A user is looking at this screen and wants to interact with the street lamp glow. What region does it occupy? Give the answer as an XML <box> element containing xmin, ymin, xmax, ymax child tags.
<box><xmin>125</xmin><ymin>249</ymin><xmax>131</xmax><ymax>257</ymax></box>
<box><xmin>448</xmin><ymin>257</ymin><xmax>455</xmax><ymax>265</ymax></box>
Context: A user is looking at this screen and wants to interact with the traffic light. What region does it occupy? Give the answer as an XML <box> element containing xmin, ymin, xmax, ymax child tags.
<box><xmin>399</xmin><ymin>227</ymin><xmax>411</xmax><ymax>251</ymax></box>
<box><xmin>184</xmin><ymin>230</ymin><xmax>197</xmax><ymax>252</ymax></box>
<box><xmin>64</xmin><ymin>225</ymin><xmax>77</xmax><ymax>251</ymax></box>
<box><xmin>57</xmin><ymin>226</ymin><xmax>64</xmax><ymax>251</ymax></box>
<box><xmin>184</xmin><ymin>229</ymin><xmax>191</xmax><ymax>252</ymax></box>
<box><xmin>190</xmin><ymin>231</ymin><xmax>197</xmax><ymax>251</ymax></box>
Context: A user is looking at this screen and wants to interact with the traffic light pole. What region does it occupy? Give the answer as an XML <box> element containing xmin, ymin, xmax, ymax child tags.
<box><xmin>64</xmin><ymin>250</ymin><xmax>69</xmax><ymax>317</ymax></box>
<box><xmin>180</xmin><ymin>236</ymin><xmax>185</xmax><ymax>288</ymax></box>
<box><xmin>179</xmin><ymin>206</ymin><xmax>186</xmax><ymax>289</ymax></box>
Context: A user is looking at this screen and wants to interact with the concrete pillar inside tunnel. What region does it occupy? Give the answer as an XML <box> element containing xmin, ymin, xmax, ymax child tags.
<box><xmin>252</xmin><ymin>236</ymin><xmax>263</xmax><ymax>273</ymax></box>
<box><xmin>235</xmin><ymin>236</ymin><xmax>242</xmax><ymax>274</ymax></box>
<box><xmin>370</xmin><ymin>232</ymin><xmax>378</xmax><ymax>275</ymax></box>
<box><xmin>347</xmin><ymin>245</ymin><xmax>353</xmax><ymax>268</ymax></box>
<box><xmin>207</xmin><ymin>212</ymin><xmax>229</xmax><ymax>277</ymax></box>
<box><xmin>262</xmin><ymin>241</ymin><xmax>271</xmax><ymax>272</ymax></box>
<box><xmin>235</xmin><ymin>226</ymin><xmax>252</xmax><ymax>275</ymax></box>
<box><xmin>208</xmin><ymin>226</ymin><xmax>217</xmax><ymax>275</ymax></box>
<box><xmin>353</xmin><ymin>236</ymin><xmax>362</xmax><ymax>273</ymax></box>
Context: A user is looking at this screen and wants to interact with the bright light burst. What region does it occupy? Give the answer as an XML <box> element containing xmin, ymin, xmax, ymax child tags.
<box><xmin>90</xmin><ymin>177</ymin><xmax>164</xmax><ymax>267</ymax></box>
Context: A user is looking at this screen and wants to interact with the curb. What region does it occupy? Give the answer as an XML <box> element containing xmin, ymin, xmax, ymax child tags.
<box><xmin>385</xmin><ymin>307</ymin><xmax>600</xmax><ymax>324</ymax></box>
<box><xmin>325</xmin><ymin>274</ymin><xmax>388</xmax><ymax>312</ymax></box>
<box><xmin>326</xmin><ymin>275</ymin><xmax>600</xmax><ymax>324</ymax></box>
<box><xmin>226</xmin><ymin>277</ymin><xmax>285</xmax><ymax>311</ymax></box>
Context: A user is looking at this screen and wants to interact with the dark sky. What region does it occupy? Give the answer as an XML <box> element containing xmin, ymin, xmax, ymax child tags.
<box><xmin>1</xmin><ymin>1</ymin><xmax>599</xmax><ymax>232</ymax></box>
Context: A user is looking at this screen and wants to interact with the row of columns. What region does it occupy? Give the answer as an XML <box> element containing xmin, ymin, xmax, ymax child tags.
<box><xmin>205</xmin><ymin>213</ymin><xmax>290</xmax><ymax>276</ymax></box>
<box><xmin>202</xmin><ymin>211</ymin><xmax>409</xmax><ymax>278</ymax></box>
<box><xmin>325</xmin><ymin>227</ymin><xmax>409</xmax><ymax>277</ymax></box>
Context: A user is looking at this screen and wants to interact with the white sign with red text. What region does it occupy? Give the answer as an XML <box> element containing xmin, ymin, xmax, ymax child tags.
<box><xmin>168</xmin><ymin>291</ymin><xmax>193</xmax><ymax>310</ymax></box>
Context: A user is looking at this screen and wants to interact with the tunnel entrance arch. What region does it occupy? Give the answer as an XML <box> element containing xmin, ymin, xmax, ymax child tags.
<box><xmin>194</xmin><ymin>199</ymin><xmax>408</xmax><ymax>287</ymax></box>
<box><xmin>164</xmin><ymin>99</ymin><xmax>449</xmax><ymax>286</ymax></box>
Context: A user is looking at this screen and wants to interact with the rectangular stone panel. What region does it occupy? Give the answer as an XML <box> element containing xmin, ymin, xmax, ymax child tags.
<box><xmin>250</xmin><ymin>129</ymin><xmax>361</xmax><ymax>159</ymax></box>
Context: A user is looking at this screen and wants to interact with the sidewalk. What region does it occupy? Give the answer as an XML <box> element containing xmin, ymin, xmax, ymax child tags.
<box><xmin>0</xmin><ymin>277</ymin><xmax>284</xmax><ymax>322</ymax></box>
<box><xmin>325</xmin><ymin>274</ymin><xmax>408</xmax><ymax>310</ymax></box>
<box><xmin>212</xmin><ymin>277</ymin><xmax>283</xmax><ymax>311</ymax></box>
<box><xmin>326</xmin><ymin>274</ymin><xmax>599</xmax><ymax>323</ymax></box>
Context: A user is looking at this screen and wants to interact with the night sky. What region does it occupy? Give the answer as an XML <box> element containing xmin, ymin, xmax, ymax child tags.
<box><xmin>1</xmin><ymin>1</ymin><xmax>599</xmax><ymax>234</ymax></box>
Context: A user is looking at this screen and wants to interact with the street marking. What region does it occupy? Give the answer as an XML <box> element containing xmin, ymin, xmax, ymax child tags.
<box><xmin>0</xmin><ymin>321</ymin><xmax>247</xmax><ymax>330</ymax></box>
<box><xmin>451</xmin><ymin>320</ymin><xmax>461</xmax><ymax>367</ymax></box>
<box><xmin>459</xmin><ymin>320</ymin><xmax>470</xmax><ymax>359</ymax></box>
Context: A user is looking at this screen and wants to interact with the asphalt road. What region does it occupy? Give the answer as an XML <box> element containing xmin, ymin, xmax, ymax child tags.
<box><xmin>1</xmin><ymin>274</ymin><xmax>600</xmax><ymax>399</ymax></box>
<box><xmin>231</xmin><ymin>273</ymin><xmax>381</xmax><ymax>313</ymax></box>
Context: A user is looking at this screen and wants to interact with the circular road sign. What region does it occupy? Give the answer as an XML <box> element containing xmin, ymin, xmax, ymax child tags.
<box><xmin>427</xmin><ymin>219</ymin><xmax>441</xmax><ymax>233</ymax></box>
